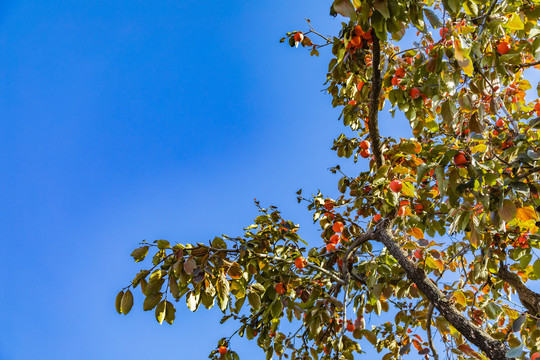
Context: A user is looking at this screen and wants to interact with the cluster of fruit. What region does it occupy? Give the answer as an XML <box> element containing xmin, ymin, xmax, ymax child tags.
<box><xmin>346</xmin><ymin>25</ymin><xmax>373</xmax><ymax>52</ymax></box>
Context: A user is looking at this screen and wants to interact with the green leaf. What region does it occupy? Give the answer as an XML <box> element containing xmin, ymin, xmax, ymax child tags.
<box><xmin>373</xmin><ymin>0</ymin><xmax>390</xmax><ymax>19</ymax></box>
<box><xmin>520</xmin><ymin>254</ymin><xmax>532</xmax><ymax>268</ymax></box>
<box><xmin>212</xmin><ymin>237</ymin><xmax>227</xmax><ymax>249</ymax></box>
<box><xmin>533</xmin><ymin>259</ymin><xmax>540</xmax><ymax>279</ymax></box>
<box><xmin>485</xmin><ymin>302</ymin><xmax>502</xmax><ymax>320</ymax></box>
<box><xmin>271</xmin><ymin>299</ymin><xmax>283</xmax><ymax>318</ymax></box>
<box><xmin>362</xmin><ymin>330</ymin><xmax>378</xmax><ymax>345</ymax></box>
<box><xmin>248</xmin><ymin>292</ymin><xmax>261</xmax><ymax>311</ymax></box>
<box><xmin>331</xmin><ymin>0</ymin><xmax>357</xmax><ymax>19</ymax></box>
<box><xmin>155</xmin><ymin>300</ymin><xmax>166</xmax><ymax>324</ymax></box>
<box><xmin>131</xmin><ymin>246</ymin><xmax>149</xmax><ymax>262</ymax></box>
<box><xmin>121</xmin><ymin>290</ymin><xmax>134</xmax><ymax>315</ymax></box>
<box><xmin>424</xmin><ymin>8</ymin><xmax>442</xmax><ymax>28</ymax></box>
<box><xmin>143</xmin><ymin>292</ymin><xmax>162</xmax><ymax>311</ymax></box>
<box><xmin>434</xmin><ymin>166</ymin><xmax>445</xmax><ymax>198</ymax></box>
<box><xmin>115</xmin><ymin>291</ymin><xmax>124</xmax><ymax>314</ymax></box>
<box><xmin>156</xmin><ymin>240</ymin><xmax>170</xmax><ymax>250</ymax></box>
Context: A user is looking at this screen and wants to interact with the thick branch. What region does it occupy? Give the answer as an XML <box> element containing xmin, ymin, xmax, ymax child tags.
<box><xmin>498</xmin><ymin>264</ymin><xmax>540</xmax><ymax>316</ymax></box>
<box><xmin>374</xmin><ymin>219</ymin><xmax>509</xmax><ymax>360</ymax></box>
<box><xmin>368</xmin><ymin>33</ymin><xmax>384</xmax><ymax>168</ymax></box>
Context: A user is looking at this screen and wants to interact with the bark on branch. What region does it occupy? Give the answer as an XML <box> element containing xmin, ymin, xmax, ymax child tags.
<box><xmin>368</xmin><ymin>33</ymin><xmax>384</xmax><ymax>168</ymax></box>
<box><xmin>498</xmin><ymin>264</ymin><xmax>540</xmax><ymax>316</ymax></box>
<box><xmin>374</xmin><ymin>219</ymin><xmax>509</xmax><ymax>360</ymax></box>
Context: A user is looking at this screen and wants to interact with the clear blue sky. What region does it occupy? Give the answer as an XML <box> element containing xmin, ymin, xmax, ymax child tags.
<box><xmin>0</xmin><ymin>1</ymin><xmax>414</xmax><ymax>359</ymax></box>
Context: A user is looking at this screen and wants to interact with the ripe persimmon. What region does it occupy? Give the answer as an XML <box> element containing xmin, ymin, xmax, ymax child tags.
<box><xmin>359</xmin><ymin>140</ymin><xmax>370</xmax><ymax>150</ymax></box>
<box><xmin>353</xmin><ymin>25</ymin><xmax>363</xmax><ymax>37</ymax></box>
<box><xmin>389</xmin><ymin>180</ymin><xmax>403</xmax><ymax>193</ymax></box>
<box><xmin>294</xmin><ymin>32</ymin><xmax>304</xmax><ymax>42</ymax></box>
<box><xmin>391</xmin><ymin>76</ymin><xmax>401</xmax><ymax>86</ymax></box>
<box><xmin>330</xmin><ymin>234</ymin><xmax>341</xmax><ymax>244</ymax></box>
<box><xmin>361</xmin><ymin>29</ymin><xmax>372</xmax><ymax>40</ymax></box>
<box><xmin>410</xmin><ymin>87</ymin><xmax>421</xmax><ymax>99</ymax></box>
<box><xmin>395</xmin><ymin>67</ymin><xmax>405</xmax><ymax>78</ymax></box>
<box><xmin>218</xmin><ymin>346</ymin><xmax>228</xmax><ymax>355</ymax></box>
<box><xmin>373</xmin><ymin>214</ymin><xmax>381</xmax><ymax>222</ymax></box>
<box><xmin>324</xmin><ymin>200</ymin><xmax>334</xmax><ymax>211</ymax></box>
<box><xmin>326</xmin><ymin>243</ymin><xmax>336</xmax><ymax>252</ymax></box>
<box><xmin>497</xmin><ymin>41</ymin><xmax>511</xmax><ymax>55</ymax></box>
<box><xmin>332</xmin><ymin>221</ymin><xmax>344</xmax><ymax>233</ymax></box>
<box><xmin>495</xmin><ymin>119</ymin><xmax>504</xmax><ymax>127</ymax></box>
<box><xmin>357</xmin><ymin>81</ymin><xmax>365</xmax><ymax>92</ymax></box>
<box><xmin>348</xmin><ymin>99</ymin><xmax>357</xmax><ymax>106</ymax></box>
<box><xmin>346</xmin><ymin>322</ymin><xmax>355</xmax><ymax>332</ymax></box>
<box><xmin>275</xmin><ymin>282</ymin><xmax>286</xmax><ymax>295</ymax></box>
<box><xmin>350</xmin><ymin>36</ymin><xmax>362</xmax><ymax>47</ymax></box>
<box><xmin>453</xmin><ymin>152</ymin><xmax>468</xmax><ymax>167</ymax></box>
<box><xmin>360</xmin><ymin>148</ymin><xmax>371</xmax><ymax>158</ymax></box>
<box><xmin>295</xmin><ymin>256</ymin><xmax>307</xmax><ymax>269</ymax></box>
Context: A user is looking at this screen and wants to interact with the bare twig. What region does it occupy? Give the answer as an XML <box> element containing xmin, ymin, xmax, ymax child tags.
<box><xmin>426</xmin><ymin>302</ymin><xmax>439</xmax><ymax>360</ymax></box>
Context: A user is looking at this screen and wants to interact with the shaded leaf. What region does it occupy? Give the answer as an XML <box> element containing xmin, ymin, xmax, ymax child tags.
<box><xmin>121</xmin><ymin>290</ymin><xmax>134</xmax><ymax>315</ymax></box>
<box><xmin>165</xmin><ymin>301</ymin><xmax>176</xmax><ymax>325</ymax></box>
<box><xmin>143</xmin><ymin>292</ymin><xmax>162</xmax><ymax>311</ymax></box>
<box><xmin>184</xmin><ymin>257</ymin><xmax>197</xmax><ymax>275</ymax></box>
<box><xmin>115</xmin><ymin>291</ymin><xmax>124</xmax><ymax>314</ymax></box>
<box><xmin>248</xmin><ymin>292</ymin><xmax>261</xmax><ymax>311</ymax></box>
<box><xmin>227</xmin><ymin>262</ymin><xmax>244</xmax><ymax>280</ymax></box>
<box><xmin>499</xmin><ymin>200</ymin><xmax>517</xmax><ymax>222</ymax></box>
<box><xmin>512</xmin><ymin>315</ymin><xmax>527</xmax><ymax>332</ymax></box>
<box><xmin>131</xmin><ymin>246</ymin><xmax>149</xmax><ymax>262</ymax></box>
<box><xmin>424</xmin><ymin>8</ymin><xmax>442</xmax><ymax>28</ymax></box>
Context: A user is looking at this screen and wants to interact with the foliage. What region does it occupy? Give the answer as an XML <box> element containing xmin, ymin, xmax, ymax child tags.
<box><xmin>117</xmin><ymin>1</ymin><xmax>540</xmax><ymax>359</ymax></box>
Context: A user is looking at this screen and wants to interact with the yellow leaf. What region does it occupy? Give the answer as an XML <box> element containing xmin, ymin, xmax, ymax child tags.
<box><xmin>453</xmin><ymin>36</ymin><xmax>465</xmax><ymax>61</ymax></box>
<box><xmin>452</xmin><ymin>291</ymin><xmax>467</xmax><ymax>307</ymax></box>
<box><xmin>402</xmin><ymin>181</ymin><xmax>416</xmax><ymax>197</ymax></box>
<box><xmin>408</xmin><ymin>227</ymin><xmax>424</xmax><ymax>239</ymax></box>
<box><xmin>471</xmin><ymin>144</ymin><xmax>486</xmax><ymax>152</ymax></box>
<box><xmin>516</xmin><ymin>206</ymin><xmax>538</xmax><ymax>222</ymax></box>
<box><xmin>458</xmin><ymin>57</ymin><xmax>474</xmax><ymax>77</ymax></box>
<box><xmin>508</xmin><ymin>13</ymin><xmax>524</xmax><ymax>30</ymax></box>
<box><xmin>426</xmin><ymin>257</ymin><xmax>444</xmax><ymax>272</ymax></box>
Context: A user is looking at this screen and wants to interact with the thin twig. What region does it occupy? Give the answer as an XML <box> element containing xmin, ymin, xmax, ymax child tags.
<box><xmin>427</xmin><ymin>302</ymin><xmax>439</xmax><ymax>360</ymax></box>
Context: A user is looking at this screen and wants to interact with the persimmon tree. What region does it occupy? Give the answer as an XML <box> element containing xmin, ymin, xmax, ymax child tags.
<box><xmin>116</xmin><ymin>1</ymin><xmax>540</xmax><ymax>359</ymax></box>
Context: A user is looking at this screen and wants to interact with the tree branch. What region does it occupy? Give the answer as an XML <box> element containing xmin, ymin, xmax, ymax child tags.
<box><xmin>517</xmin><ymin>60</ymin><xmax>540</xmax><ymax>69</ymax></box>
<box><xmin>198</xmin><ymin>244</ymin><xmax>346</xmax><ymax>285</ymax></box>
<box><xmin>426</xmin><ymin>302</ymin><xmax>439</xmax><ymax>360</ymax></box>
<box><xmin>368</xmin><ymin>33</ymin><xmax>384</xmax><ymax>168</ymax></box>
<box><xmin>373</xmin><ymin>219</ymin><xmax>509</xmax><ymax>360</ymax></box>
<box><xmin>498</xmin><ymin>264</ymin><xmax>540</xmax><ymax>316</ymax></box>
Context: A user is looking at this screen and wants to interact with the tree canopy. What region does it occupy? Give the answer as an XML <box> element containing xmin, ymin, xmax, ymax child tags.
<box><xmin>116</xmin><ymin>1</ymin><xmax>540</xmax><ymax>359</ymax></box>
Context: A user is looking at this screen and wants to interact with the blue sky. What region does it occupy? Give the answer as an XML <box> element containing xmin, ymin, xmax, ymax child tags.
<box><xmin>0</xmin><ymin>1</ymin><xmax>415</xmax><ymax>359</ymax></box>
